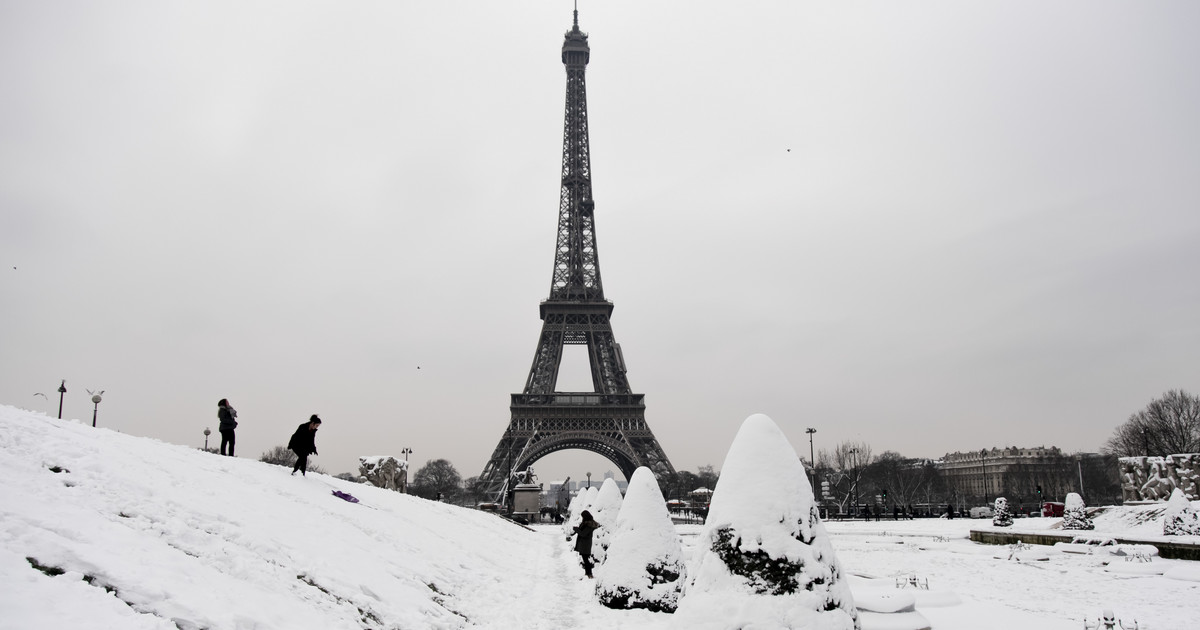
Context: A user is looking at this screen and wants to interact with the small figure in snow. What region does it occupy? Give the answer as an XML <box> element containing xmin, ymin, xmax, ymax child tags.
<box><xmin>217</xmin><ymin>399</ymin><xmax>238</xmax><ymax>457</ymax></box>
<box><xmin>573</xmin><ymin>509</ymin><xmax>600</xmax><ymax>578</ymax></box>
<box><xmin>288</xmin><ymin>415</ymin><xmax>321</xmax><ymax>476</ymax></box>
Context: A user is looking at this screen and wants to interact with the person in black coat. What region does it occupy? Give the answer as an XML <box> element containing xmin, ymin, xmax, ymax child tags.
<box><xmin>573</xmin><ymin>510</ymin><xmax>600</xmax><ymax>578</ymax></box>
<box><xmin>288</xmin><ymin>415</ymin><xmax>321</xmax><ymax>476</ymax></box>
<box><xmin>217</xmin><ymin>399</ymin><xmax>238</xmax><ymax>457</ymax></box>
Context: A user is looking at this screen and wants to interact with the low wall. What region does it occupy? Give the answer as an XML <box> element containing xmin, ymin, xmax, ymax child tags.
<box><xmin>969</xmin><ymin>529</ymin><xmax>1200</xmax><ymax>561</ymax></box>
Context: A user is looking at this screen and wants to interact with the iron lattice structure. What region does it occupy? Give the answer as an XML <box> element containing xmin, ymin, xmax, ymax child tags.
<box><xmin>478</xmin><ymin>12</ymin><xmax>675</xmax><ymax>505</ymax></box>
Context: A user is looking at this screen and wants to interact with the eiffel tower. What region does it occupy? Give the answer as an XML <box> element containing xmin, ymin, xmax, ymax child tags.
<box><xmin>478</xmin><ymin>9</ymin><xmax>675</xmax><ymax>505</ymax></box>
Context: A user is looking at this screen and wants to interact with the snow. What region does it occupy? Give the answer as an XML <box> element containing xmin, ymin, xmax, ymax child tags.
<box><xmin>3</xmin><ymin>404</ymin><xmax>1200</xmax><ymax>630</ymax></box>
<box><xmin>595</xmin><ymin>467</ymin><xmax>685</xmax><ymax>612</ymax></box>
<box><xmin>1062</xmin><ymin>492</ymin><xmax>1094</xmax><ymax>530</ymax></box>
<box><xmin>677</xmin><ymin>414</ymin><xmax>857</xmax><ymax>630</ymax></box>
<box><xmin>565</xmin><ymin>485</ymin><xmax>599</xmax><ymax>538</ymax></box>
<box><xmin>1164</xmin><ymin>487</ymin><xmax>1200</xmax><ymax>536</ymax></box>
<box><xmin>589</xmin><ymin>478</ymin><xmax>625</xmax><ymax>562</ymax></box>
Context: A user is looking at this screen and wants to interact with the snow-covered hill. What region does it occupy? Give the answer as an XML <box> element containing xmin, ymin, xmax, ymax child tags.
<box><xmin>0</xmin><ymin>405</ymin><xmax>577</xmax><ymax>629</ymax></box>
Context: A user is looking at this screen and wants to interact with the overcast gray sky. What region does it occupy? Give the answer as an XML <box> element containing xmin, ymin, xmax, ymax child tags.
<box><xmin>3</xmin><ymin>1</ymin><xmax>1198</xmax><ymax>483</ymax></box>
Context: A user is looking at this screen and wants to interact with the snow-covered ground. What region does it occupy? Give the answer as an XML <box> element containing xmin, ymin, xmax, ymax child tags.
<box><xmin>2</xmin><ymin>404</ymin><xmax>1198</xmax><ymax>630</ymax></box>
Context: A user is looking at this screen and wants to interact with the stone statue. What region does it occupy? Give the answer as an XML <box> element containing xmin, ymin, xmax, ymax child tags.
<box><xmin>359</xmin><ymin>455</ymin><xmax>407</xmax><ymax>492</ymax></box>
<box><xmin>1119</xmin><ymin>454</ymin><xmax>1199</xmax><ymax>501</ymax></box>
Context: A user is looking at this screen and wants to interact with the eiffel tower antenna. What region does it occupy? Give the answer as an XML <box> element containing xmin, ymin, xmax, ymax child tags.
<box><xmin>477</xmin><ymin>10</ymin><xmax>676</xmax><ymax>507</ymax></box>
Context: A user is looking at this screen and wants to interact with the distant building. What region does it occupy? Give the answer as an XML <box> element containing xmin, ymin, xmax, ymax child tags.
<box><xmin>938</xmin><ymin>446</ymin><xmax>1066</xmax><ymax>502</ymax></box>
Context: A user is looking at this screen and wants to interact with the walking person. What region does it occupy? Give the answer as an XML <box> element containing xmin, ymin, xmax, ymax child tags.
<box><xmin>572</xmin><ymin>510</ymin><xmax>600</xmax><ymax>578</ymax></box>
<box><xmin>217</xmin><ymin>399</ymin><xmax>238</xmax><ymax>457</ymax></box>
<box><xmin>288</xmin><ymin>415</ymin><xmax>321</xmax><ymax>476</ymax></box>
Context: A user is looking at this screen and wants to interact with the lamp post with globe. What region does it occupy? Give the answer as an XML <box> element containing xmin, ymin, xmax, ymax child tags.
<box><xmin>88</xmin><ymin>390</ymin><xmax>104</xmax><ymax>428</ymax></box>
<box><xmin>849</xmin><ymin>447</ymin><xmax>860</xmax><ymax>519</ymax></box>
<box><xmin>204</xmin><ymin>427</ymin><xmax>211</xmax><ymax>450</ymax></box>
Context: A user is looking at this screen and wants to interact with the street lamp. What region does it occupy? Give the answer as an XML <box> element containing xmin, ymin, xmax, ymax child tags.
<box><xmin>401</xmin><ymin>448</ymin><xmax>413</xmax><ymax>493</ymax></box>
<box><xmin>980</xmin><ymin>449</ymin><xmax>988</xmax><ymax>504</ymax></box>
<box><xmin>57</xmin><ymin>380</ymin><xmax>67</xmax><ymax>419</ymax></box>
<box><xmin>1075</xmin><ymin>454</ymin><xmax>1084</xmax><ymax>499</ymax></box>
<box><xmin>805</xmin><ymin>427</ymin><xmax>817</xmax><ymax>485</ymax></box>
<box><xmin>87</xmin><ymin>389</ymin><xmax>104</xmax><ymax>428</ymax></box>
<box><xmin>587</xmin><ymin>471</ymin><xmax>592</xmax><ymax>489</ymax></box>
<box><xmin>203</xmin><ymin>427</ymin><xmax>211</xmax><ymax>450</ymax></box>
<box><xmin>849</xmin><ymin>447</ymin><xmax>860</xmax><ymax>519</ymax></box>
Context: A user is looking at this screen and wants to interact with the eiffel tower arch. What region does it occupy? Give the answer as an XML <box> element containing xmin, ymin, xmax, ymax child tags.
<box><xmin>478</xmin><ymin>10</ymin><xmax>675</xmax><ymax>505</ymax></box>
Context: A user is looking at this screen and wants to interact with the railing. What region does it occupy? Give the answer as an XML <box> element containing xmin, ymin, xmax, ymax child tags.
<box><xmin>511</xmin><ymin>393</ymin><xmax>644</xmax><ymax>406</ymax></box>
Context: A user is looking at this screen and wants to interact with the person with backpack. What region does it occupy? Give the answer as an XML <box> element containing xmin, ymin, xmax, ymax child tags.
<box><xmin>217</xmin><ymin>399</ymin><xmax>238</xmax><ymax>457</ymax></box>
<box><xmin>288</xmin><ymin>415</ymin><xmax>321</xmax><ymax>476</ymax></box>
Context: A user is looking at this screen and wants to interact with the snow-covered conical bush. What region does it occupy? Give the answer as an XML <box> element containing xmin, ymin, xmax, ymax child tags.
<box><xmin>565</xmin><ymin>486</ymin><xmax>599</xmax><ymax>538</ymax></box>
<box><xmin>992</xmin><ymin>497</ymin><xmax>1013</xmax><ymax>527</ymax></box>
<box><xmin>1061</xmin><ymin>492</ymin><xmax>1094</xmax><ymax>530</ymax></box>
<box><xmin>676</xmin><ymin>414</ymin><xmax>859</xmax><ymax>630</ymax></box>
<box><xmin>587</xmin><ymin>478</ymin><xmax>624</xmax><ymax>563</ymax></box>
<box><xmin>1163</xmin><ymin>487</ymin><xmax>1200</xmax><ymax>536</ymax></box>
<box><xmin>594</xmin><ymin>467</ymin><xmax>686</xmax><ymax>613</ymax></box>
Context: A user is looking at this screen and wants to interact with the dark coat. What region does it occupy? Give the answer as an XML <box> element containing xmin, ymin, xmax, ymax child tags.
<box><xmin>218</xmin><ymin>405</ymin><xmax>238</xmax><ymax>431</ymax></box>
<box><xmin>288</xmin><ymin>423</ymin><xmax>318</xmax><ymax>455</ymax></box>
<box><xmin>573</xmin><ymin>518</ymin><xmax>600</xmax><ymax>556</ymax></box>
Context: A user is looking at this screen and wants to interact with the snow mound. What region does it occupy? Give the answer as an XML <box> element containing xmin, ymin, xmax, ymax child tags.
<box><xmin>1163</xmin><ymin>488</ymin><xmax>1200</xmax><ymax>536</ymax></box>
<box><xmin>1164</xmin><ymin>565</ymin><xmax>1200</xmax><ymax>582</ymax></box>
<box><xmin>594</xmin><ymin>467</ymin><xmax>685</xmax><ymax>613</ymax></box>
<box><xmin>675</xmin><ymin>414</ymin><xmax>858</xmax><ymax>630</ymax></box>
<box><xmin>1062</xmin><ymin>492</ymin><xmax>1094</xmax><ymax>530</ymax></box>
<box><xmin>565</xmin><ymin>486</ymin><xmax>600</xmax><ymax>539</ymax></box>
<box><xmin>588</xmin><ymin>478</ymin><xmax>624</xmax><ymax>562</ymax></box>
<box><xmin>991</xmin><ymin>497</ymin><xmax>1013</xmax><ymax>527</ymax></box>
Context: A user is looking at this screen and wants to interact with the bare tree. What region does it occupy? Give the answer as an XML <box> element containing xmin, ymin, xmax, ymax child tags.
<box><xmin>1103</xmin><ymin>390</ymin><xmax>1200</xmax><ymax>456</ymax></box>
<box><xmin>411</xmin><ymin>459</ymin><xmax>463</xmax><ymax>502</ymax></box>
<box><xmin>866</xmin><ymin>451</ymin><xmax>934</xmax><ymax>509</ymax></box>
<box><xmin>822</xmin><ymin>441</ymin><xmax>873</xmax><ymax>515</ymax></box>
<box><xmin>259</xmin><ymin>446</ymin><xmax>325</xmax><ymax>475</ymax></box>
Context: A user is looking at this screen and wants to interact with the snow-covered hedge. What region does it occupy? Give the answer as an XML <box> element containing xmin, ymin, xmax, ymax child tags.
<box><xmin>564</xmin><ymin>485</ymin><xmax>598</xmax><ymax>538</ymax></box>
<box><xmin>1163</xmin><ymin>487</ymin><xmax>1200</xmax><ymax>536</ymax></box>
<box><xmin>594</xmin><ymin>467</ymin><xmax>686</xmax><ymax>613</ymax></box>
<box><xmin>587</xmin><ymin>478</ymin><xmax>624</xmax><ymax>563</ymax></box>
<box><xmin>992</xmin><ymin>497</ymin><xmax>1013</xmax><ymax>527</ymax></box>
<box><xmin>1061</xmin><ymin>492</ymin><xmax>1094</xmax><ymax>530</ymax></box>
<box><xmin>675</xmin><ymin>414</ymin><xmax>859</xmax><ymax>630</ymax></box>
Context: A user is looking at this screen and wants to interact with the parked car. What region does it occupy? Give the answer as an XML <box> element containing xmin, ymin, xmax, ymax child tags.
<box><xmin>1042</xmin><ymin>502</ymin><xmax>1065</xmax><ymax>517</ymax></box>
<box><xmin>968</xmin><ymin>506</ymin><xmax>994</xmax><ymax>519</ymax></box>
